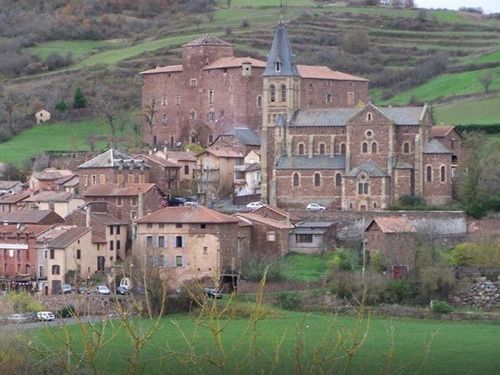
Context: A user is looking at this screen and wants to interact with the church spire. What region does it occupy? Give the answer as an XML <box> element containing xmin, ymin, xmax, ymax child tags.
<box><xmin>263</xmin><ymin>21</ymin><xmax>299</xmax><ymax>77</ymax></box>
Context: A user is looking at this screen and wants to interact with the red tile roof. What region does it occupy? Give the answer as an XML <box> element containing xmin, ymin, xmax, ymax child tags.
<box><xmin>297</xmin><ymin>65</ymin><xmax>369</xmax><ymax>81</ymax></box>
<box><xmin>253</xmin><ymin>204</ymin><xmax>301</xmax><ymax>222</ymax></box>
<box><xmin>204</xmin><ymin>57</ymin><xmax>266</xmax><ymax>70</ymax></box>
<box><xmin>367</xmin><ymin>217</ymin><xmax>415</xmax><ymax>233</ymax></box>
<box><xmin>140</xmin><ymin>65</ymin><xmax>183</xmax><ymax>75</ymax></box>
<box><xmin>431</xmin><ymin>126</ymin><xmax>455</xmax><ymax>138</ymax></box>
<box><xmin>234</xmin><ymin>213</ymin><xmax>294</xmax><ymax>230</ymax></box>
<box><xmin>83</xmin><ymin>183</ymin><xmax>156</xmax><ymax>197</ymax></box>
<box><xmin>0</xmin><ymin>191</ymin><xmax>31</xmax><ymax>204</ymax></box>
<box><xmin>137</xmin><ymin>206</ymin><xmax>239</xmax><ymax>224</ymax></box>
<box><xmin>139</xmin><ymin>154</ymin><xmax>180</xmax><ymax>168</ymax></box>
<box><xmin>0</xmin><ymin>224</ymin><xmax>53</xmax><ymax>237</ymax></box>
<box><xmin>202</xmin><ymin>148</ymin><xmax>244</xmax><ymax>158</ymax></box>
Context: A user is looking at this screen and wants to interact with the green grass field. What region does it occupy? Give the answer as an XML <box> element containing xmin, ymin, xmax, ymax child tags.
<box><xmin>433</xmin><ymin>95</ymin><xmax>500</xmax><ymax>125</ymax></box>
<box><xmin>0</xmin><ymin>119</ymin><xmax>112</xmax><ymax>166</ymax></box>
<box><xmin>27</xmin><ymin>40</ymin><xmax>123</xmax><ymax>60</ymax></box>
<box><xmin>28</xmin><ymin>309</ymin><xmax>500</xmax><ymax>374</ymax></box>
<box><xmin>283</xmin><ymin>252</ymin><xmax>336</xmax><ymax>281</ymax></box>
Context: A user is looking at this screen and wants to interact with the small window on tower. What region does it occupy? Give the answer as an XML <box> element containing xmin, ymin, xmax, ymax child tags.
<box><xmin>190</xmin><ymin>79</ymin><xmax>197</xmax><ymax>87</ymax></box>
<box><xmin>275</xmin><ymin>59</ymin><xmax>281</xmax><ymax>72</ymax></box>
<box><xmin>270</xmin><ymin>84</ymin><xmax>276</xmax><ymax>103</ymax></box>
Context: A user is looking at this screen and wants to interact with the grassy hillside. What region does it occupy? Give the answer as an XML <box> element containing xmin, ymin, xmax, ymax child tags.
<box><xmin>434</xmin><ymin>95</ymin><xmax>500</xmax><ymax>125</ymax></box>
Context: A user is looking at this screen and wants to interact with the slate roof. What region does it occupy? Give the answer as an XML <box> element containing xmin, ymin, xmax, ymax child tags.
<box><xmin>290</xmin><ymin>108</ymin><xmax>360</xmax><ymax>127</ymax></box>
<box><xmin>25</xmin><ymin>191</ymin><xmax>74</xmax><ymax>203</ymax></box>
<box><xmin>184</xmin><ymin>35</ymin><xmax>232</xmax><ymax>47</ymax></box>
<box><xmin>0</xmin><ymin>181</ymin><xmax>22</xmax><ymax>190</ymax></box>
<box><xmin>276</xmin><ymin>155</ymin><xmax>345</xmax><ymax>170</ymax></box>
<box><xmin>296</xmin><ymin>221</ymin><xmax>335</xmax><ymax>228</ymax></box>
<box><xmin>139</xmin><ymin>154</ymin><xmax>180</xmax><ymax>168</ymax></box>
<box><xmin>35</xmin><ymin>168</ymin><xmax>73</xmax><ymax>181</ymax></box>
<box><xmin>203</xmin><ymin>148</ymin><xmax>244</xmax><ymax>158</ymax></box>
<box><xmin>297</xmin><ymin>65</ymin><xmax>368</xmax><ymax>82</ymax></box>
<box><xmin>0</xmin><ymin>224</ymin><xmax>53</xmax><ymax>237</ymax></box>
<box><xmin>78</xmin><ymin>149</ymin><xmax>150</xmax><ymax>169</ymax></box>
<box><xmin>162</xmin><ymin>151</ymin><xmax>197</xmax><ymax>162</ymax></box>
<box><xmin>0</xmin><ymin>191</ymin><xmax>30</xmax><ymax>204</ymax></box>
<box><xmin>393</xmin><ymin>160</ymin><xmax>413</xmax><ymax>169</ymax></box>
<box><xmin>263</xmin><ymin>21</ymin><xmax>299</xmax><ymax>77</ymax></box>
<box><xmin>253</xmin><ymin>204</ymin><xmax>301</xmax><ymax>222</ymax></box>
<box><xmin>347</xmin><ymin>161</ymin><xmax>388</xmax><ymax>177</ymax></box>
<box><xmin>47</xmin><ymin>227</ymin><xmax>91</xmax><ymax>249</ymax></box>
<box><xmin>378</xmin><ymin>107</ymin><xmax>426</xmax><ymax>125</ymax></box>
<box><xmin>137</xmin><ymin>206</ymin><xmax>238</xmax><ymax>224</ymax></box>
<box><xmin>431</xmin><ymin>126</ymin><xmax>456</xmax><ymax>138</ymax></box>
<box><xmin>424</xmin><ymin>139</ymin><xmax>452</xmax><ymax>154</ymax></box>
<box><xmin>0</xmin><ymin>210</ymin><xmax>65</xmax><ymax>224</ymax></box>
<box><xmin>139</xmin><ymin>65</ymin><xmax>183</xmax><ymax>75</ymax></box>
<box><xmin>215</xmin><ymin>127</ymin><xmax>260</xmax><ymax>146</ymax></box>
<box><xmin>366</xmin><ymin>217</ymin><xmax>415</xmax><ymax>233</ymax></box>
<box><xmin>83</xmin><ymin>183</ymin><xmax>156</xmax><ymax>197</ymax></box>
<box><xmin>234</xmin><ymin>213</ymin><xmax>294</xmax><ymax>230</ymax></box>
<box><xmin>92</xmin><ymin>212</ymin><xmax>129</xmax><ymax>225</ymax></box>
<box><xmin>204</xmin><ymin>57</ymin><xmax>266</xmax><ymax>70</ymax></box>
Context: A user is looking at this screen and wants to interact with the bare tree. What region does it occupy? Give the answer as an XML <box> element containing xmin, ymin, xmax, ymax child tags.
<box><xmin>479</xmin><ymin>73</ymin><xmax>493</xmax><ymax>94</ymax></box>
<box><xmin>100</xmin><ymin>97</ymin><xmax>118</xmax><ymax>148</ymax></box>
<box><xmin>143</xmin><ymin>96</ymin><xmax>157</xmax><ymax>147</ymax></box>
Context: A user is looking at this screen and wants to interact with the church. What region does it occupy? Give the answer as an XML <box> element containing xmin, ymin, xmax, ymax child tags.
<box><xmin>260</xmin><ymin>22</ymin><xmax>454</xmax><ymax>210</ymax></box>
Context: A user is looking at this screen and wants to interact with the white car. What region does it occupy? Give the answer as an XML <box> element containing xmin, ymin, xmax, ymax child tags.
<box><xmin>37</xmin><ymin>311</ymin><xmax>55</xmax><ymax>321</ymax></box>
<box><xmin>95</xmin><ymin>285</ymin><xmax>111</xmax><ymax>295</ymax></box>
<box><xmin>246</xmin><ymin>201</ymin><xmax>264</xmax><ymax>210</ymax></box>
<box><xmin>306</xmin><ymin>203</ymin><xmax>326</xmax><ymax>211</ymax></box>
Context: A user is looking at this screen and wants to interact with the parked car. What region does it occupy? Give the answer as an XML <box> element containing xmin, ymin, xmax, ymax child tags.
<box><xmin>95</xmin><ymin>285</ymin><xmax>111</xmax><ymax>295</ymax></box>
<box><xmin>78</xmin><ymin>286</ymin><xmax>91</xmax><ymax>294</ymax></box>
<box><xmin>8</xmin><ymin>313</ymin><xmax>28</xmax><ymax>324</ymax></box>
<box><xmin>306</xmin><ymin>203</ymin><xmax>326</xmax><ymax>211</ymax></box>
<box><xmin>184</xmin><ymin>201</ymin><xmax>198</xmax><ymax>208</ymax></box>
<box><xmin>203</xmin><ymin>287</ymin><xmax>223</xmax><ymax>299</ymax></box>
<box><xmin>246</xmin><ymin>201</ymin><xmax>264</xmax><ymax>210</ymax></box>
<box><xmin>61</xmin><ymin>284</ymin><xmax>73</xmax><ymax>294</ymax></box>
<box><xmin>116</xmin><ymin>286</ymin><xmax>129</xmax><ymax>295</ymax></box>
<box><xmin>37</xmin><ymin>311</ymin><xmax>55</xmax><ymax>321</ymax></box>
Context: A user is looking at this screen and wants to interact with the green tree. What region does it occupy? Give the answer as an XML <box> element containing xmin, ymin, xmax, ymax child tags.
<box><xmin>73</xmin><ymin>87</ymin><xmax>87</xmax><ymax>108</ymax></box>
<box><xmin>479</xmin><ymin>73</ymin><xmax>493</xmax><ymax>94</ymax></box>
<box><xmin>55</xmin><ymin>99</ymin><xmax>68</xmax><ymax>111</ymax></box>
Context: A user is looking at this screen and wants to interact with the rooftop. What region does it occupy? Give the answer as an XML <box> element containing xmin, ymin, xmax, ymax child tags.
<box><xmin>204</xmin><ymin>57</ymin><xmax>266</xmax><ymax>70</ymax></box>
<box><xmin>47</xmin><ymin>227</ymin><xmax>92</xmax><ymax>249</ymax></box>
<box><xmin>277</xmin><ymin>155</ymin><xmax>345</xmax><ymax>170</ymax></box>
<box><xmin>212</xmin><ymin>127</ymin><xmax>261</xmax><ymax>147</ymax></box>
<box><xmin>297</xmin><ymin>65</ymin><xmax>368</xmax><ymax>82</ymax></box>
<box><xmin>0</xmin><ymin>181</ymin><xmax>22</xmax><ymax>190</ymax></box>
<box><xmin>78</xmin><ymin>149</ymin><xmax>150</xmax><ymax>170</ymax></box>
<box><xmin>0</xmin><ymin>210</ymin><xmax>64</xmax><ymax>224</ymax></box>
<box><xmin>347</xmin><ymin>160</ymin><xmax>388</xmax><ymax>177</ymax></box>
<box><xmin>366</xmin><ymin>216</ymin><xmax>415</xmax><ymax>233</ymax></box>
<box><xmin>139</xmin><ymin>64</ymin><xmax>183</xmax><ymax>75</ymax></box>
<box><xmin>424</xmin><ymin>139</ymin><xmax>452</xmax><ymax>154</ymax></box>
<box><xmin>431</xmin><ymin>125</ymin><xmax>460</xmax><ymax>138</ymax></box>
<box><xmin>183</xmin><ymin>35</ymin><xmax>232</xmax><ymax>47</ymax></box>
<box><xmin>0</xmin><ymin>191</ymin><xmax>31</xmax><ymax>204</ymax></box>
<box><xmin>234</xmin><ymin>212</ymin><xmax>294</xmax><ymax>230</ymax></box>
<box><xmin>83</xmin><ymin>183</ymin><xmax>157</xmax><ymax>197</ymax></box>
<box><xmin>25</xmin><ymin>191</ymin><xmax>74</xmax><ymax>203</ymax></box>
<box><xmin>137</xmin><ymin>206</ymin><xmax>239</xmax><ymax>224</ymax></box>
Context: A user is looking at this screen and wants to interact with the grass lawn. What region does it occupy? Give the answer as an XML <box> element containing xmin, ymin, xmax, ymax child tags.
<box><xmin>0</xmin><ymin>119</ymin><xmax>113</xmax><ymax>166</ymax></box>
<box><xmin>282</xmin><ymin>252</ymin><xmax>336</xmax><ymax>282</ymax></box>
<box><xmin>27</xmin><ymin>39</ymin><xmax>123</xmax><ymax>60</ymax></box>
<box><xmin>433</xmin><ymin>95</ymin><xmax>500</xmax><ymax>125</ymax></box>
<box><xmin>27</xmin><ymin>309</ymin><xmax>500</xmax><ymax>374</ymax></box>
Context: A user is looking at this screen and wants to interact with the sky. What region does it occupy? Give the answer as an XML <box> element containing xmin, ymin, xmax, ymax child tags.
<box><xmin>416</xmin><ymin>0</ymin><xmax>500</xmax><ymax>14</ymax></box>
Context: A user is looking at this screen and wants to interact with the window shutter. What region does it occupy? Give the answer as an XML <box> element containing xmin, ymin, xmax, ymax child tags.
<box><xmin>164</xmin><ymin>236</ymin><xmax>168</xmax><ymax>248</ymax></box>
<box><xmin>182</xmin><ymin>256</ymin><xmax>187</xmax><ymax>268</ymax></box>
<box><xmin>182</xmin><ymin>236</ymin><xmax>187</xmax><ymax>248</ymax></box>
<box><xmin>162</xmin><ymin>255</ymin><xmax>168</xmax><ymax>267</ymax></box>
<box><xmin>153</xmin><ymin>256</ymin><xmax>158</xmax><ymax>267</ymax></box>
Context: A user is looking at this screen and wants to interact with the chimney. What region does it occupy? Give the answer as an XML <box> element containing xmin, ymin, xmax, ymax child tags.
<box><xmin>85</xmin><ymin>204</ymin><xmax>91</xmax><ymax>227</ymax></box>
<box><xmin>138</xmin><ymin>190</ymin><xmax>144</xmax><ymax>219</ymax></box>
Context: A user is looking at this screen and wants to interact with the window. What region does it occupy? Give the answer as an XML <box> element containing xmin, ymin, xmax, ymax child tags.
<box><xmin>162</xmin><ymin>114</ymin><xmax>167</xmax><ymax>125</ymax></box>
<box><xmin>362</xmin><ymin>142</ymin><xmax>368</xmax><ymax>153</ymax></box>
<box><xmin>267</xmin><ymin>231</ymin><xmax>276</xmax><ymax>241</ymax></box>
<box><xmin>146</xmin><ymin>223</ymin><xmax>153</xmax><ymax>228</ymax></box>
<box><xmin>146</xmin><ymin>236</ymin><xmax>153</xmax><ymax>248</ymax></box>
<box><xmin>275</xmin><ymin>59</ymin><xmax>281</xmax><ymax>72</ymax></box>
<box><xmin>207</xmin><ymin>111</ymin><xmax>215</xmax><ymax>122</ymax></box>
<box><xmin>130</xmin><ymin>211</ymin><xmax>137</xmax><ymax>220</ymax></box>
<box><xmin>184</xmin><ymin>165</ymin><xmax>190</xmax><ymax>175</ymax></box>
<box><xmin>257</xmin><ymin>95</ymin><xmax>263</xmax><ymax>109</ymax></box>
<box><xmin>281</xmin><ymin>84</ymin><xmax>287</xmax><ymax>102</ymax></box>
<box><xmin>110</xmin><ymin>226</ymin><xmax>114</xmax><ymax>235</ymax></box>
<box><xmin>440</xmin><ymin>165</ymin><xmax>446</xmax><ymax>183</ymax></box>
<box><xmin>99</xmin><ymin>174</ymin><xmax>106</xmax><ymax>184</ymax></box>
<box><xmin>426</xmin><ymin>166</ymin><xmax>432</xmax><ymax>183</ymax></box>
<box><xmin>83</xmin><ymin>175</ymin><xmax>88</xmax><ymax>187</ymax></box>
<box><xmin>190</xmin><ymin>78</ymin><xmax>197</xmax><ymax>87</ymax></box>
<box><xmin>158</xmin><ymin>236</ymin><xmax>165</xmax><ymax>248</ymax></box>
<box><xmin>189</xmin><ymin>110</ymin><xmax>197</xmax><ymax>120</ymax></box>
<box><xmin>25</xmin><ymin>265</ymin><xmax>31</xmax><ymax>274</ymax></box>
<box><xmin>109</xmin><ymin>240</ymin><xmax>114</xmax><ymax>251</ymax></box>
<box><xmin>371</xmin><ymin>142</ymin><xmax>378</xmax><ymax>154</ymax></box>
<box><xmin>208</xmin><ymin>134</ymin><xmax>214</xmax><ymax>144</ymax></box>
<box><xmin>131</xmin><ymin>196</ymin><xmax>138</xmax><ymax>206</ymax></box>
<box><xmin>176</xmin><ymin>256</ymin><xmax>183</xmax><ymax>267</ymax></box>
<box><xmin>176</xmin><ymin>223</ymin><xmax>183</xmax><ymax>228</ymax></box>
<box><xmin>365</xmin><ymin>130</ymin><xmax>373</xmax><ymax>138</ymax></box>
<box><xmin>298</xmin><ymin>143</ymin><xmax>305</xmax><ymax>155</ymax></box>
<box><xmin>175</xmin><ymin>95</ymin><xmax>180</xmax><ymax>105</ymax></box>
<box><xmin>347</xmin><ymin>92</ymin><xmax>355</xmax><ymax>106</ymax></box>
<box><xmin>175</xmin><ymin>236</ymin><xmax>183</xmax><ymax>248</ymax></box>
<box><xmin>128</xmin><ymin>174</ymin><xmax>135</xmax><ymax>183</ymax></box>
<box><xmin>314</xmin><ymin>173</ymin><xmax>321</xmax><ymax>187</ymax></box>
<box><xmin>296</xmin><ymin>234</ymin><xmax>313</xmax><ymax>243</ymax></box>
<box><xmin>403</xmin><ymin>142</ymin><xmax>410</xmax><ymax>154</ymax></box>
<box><xmin>91</xmin><ymin>175</ymin><xmax>96</xmax><ymax>185</ymax></box>
<box><xmin>358</xmin><ymin>182</ymin><xmax>369</xmax><ymax>195</ymax></box>
<box><xmin>319</xmin><ymin>143</ymin><xmax>326</xmax><ymax>155</ymax></box>
<box><xmin>367</xmin><ymin>112</ymin><xmax>373</xmax><ymax>121</ymax></box>
<box><xmin>50</xmin><ymin>249</ymin><xmax>54</xmax><ymax>259</ymax></box>
<box><xmin>116</xmin><ymin>240</ymin><xmax>121</xmax><ymax>250</ymax></box>
<box><xmin>162</xmin><ymin>96</ymin><xmax>167</xmax><ymax>106</ymax></box>
<box><xmin>340</xmin><ymin>143</ymin><xmax>346</xmax><ymax>154</ymax></box>
<box><xmin>208</xmin><ymin>89</ymin><xmax>214</xmax><ymax>104</ymax></box>
<box><xmin>335</xmin><ymin>173</ymin><xmax>342</xmax><ymax>187</ymax></box>
<box><xmin>201</xmin><ymin>224</ymin><xmax>206</xmax><ymax>229</ymax></box>
<box><xmin>76</xmin><ymin>249</ymin><xmax>81</xmax><ymax>260</ymax></box>
<box><xmin>203</xmin><ymin>247</ymin><xmax>208</xmax><ymax>255</ymax></box>
<box><xmin>325</xmin><ymin>93</ymin><xmax>332</xmax><ymax>103</ymax></box>
<box><xmin>270</xmin><ymin>84</ymin><xmax>276</xmax><ymax>102</ymax></box>
<box><xmin>292</xmin><ymin>173</ymin><xmax>300</xmax><ymax>187</ymax></box>
<box><xmin>116</xmin><ymin>226</ymin><xmax>120</xmax><ymax>235</ymax></box>
<box><xmin>52</xmin><ymin>265</ymin><xmax>60</xmax><ymax>275</ymax></box>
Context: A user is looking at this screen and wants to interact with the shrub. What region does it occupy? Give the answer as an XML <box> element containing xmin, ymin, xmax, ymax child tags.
<box><xmin>240</xmin><ymin>18</ymin><xmax>249</xmax><ymax>28</ymax></box>
<box><xmin>387</xmin><ymin>280</ymin><xmax>414</xmax><ymax>304</ymax></box>
<box><xmin>6</xmin><ymin>292</ymin><xmax>44</xmax><ymax>313</ymax></box>
<box><xmin>277</xmin><ymin>292</ymin><xmax>303</xmax><ymax>311</ymax></box>
<box><xmin>242</xmin><ymin>257</ymin><xmax>284</xmax><ymax>282</ymax></box>
<box><xmin>56</xmin><ymin>304</ymin><xmax>76</xmax><ymax>318</ymax></box>
<box><xmin>55</xmin><ymin>99</ymin><xmax>68</xmax><ymax>111</ymax></box>
<box><xmin>73</xmin><ymin>87</ymin><xmax>87</xmax><ymax>109</ymax></box>
<box><xmin>224</xmin><ymin>26</ymin><xmax>232</xmax><ymax>36</ymax></box>
<box><xmin>431</xmin><ymin>300</ymin><xmax>453</xmax><ymax>314</ymax></box>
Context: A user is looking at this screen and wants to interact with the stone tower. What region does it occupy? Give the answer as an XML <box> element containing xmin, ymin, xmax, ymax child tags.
<box><xmin>260</xmin><ymin>21</ymin><xmax>301</xmax><ymax>204</ymax></box>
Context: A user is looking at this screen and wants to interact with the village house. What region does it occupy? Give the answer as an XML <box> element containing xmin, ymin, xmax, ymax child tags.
<box><xmin>29</xmin><ymin>168</ymin><xmax>74</xmax><ymax>192</ymax></box>
<box><xmin>430</xmin><ymin>125</ymin><xmax>463</xmax><ymax>178</ymax></box>
<box><xmin>82</xmin><ymin>183</ymin><xmax>164</xmax><ymax>222</ymax></box>
<box><xmin>251</xmin><ymin>204</ymin><xmax>301</xmax><ymax>225</ymax></box>
<box><xmin>77</xmin><ymin>149</ymin><xmax>151</xmax><ymax>193</ymax></box>
<box><xmin>24</xmin><ymin>191</ymin><xmax>84</xmax><ymax>218</ymax></box>
<box><xmin>140</xmin><ymin>31</ymin><xmax>368</xmax><ymax>146</ymax></box>
<box><xmin>135</xmin><ymin>206</ymin><xmax>248</xmax><ymax>289</ymax></box>
<box><xmin>260</xmin><ymin>23</ymin><xmax>454</xmax><ymax>210</ymax></box>
<box><xmin>0</xmin><ymin>209</ymin><xmax>65</xmax><ymax>225</ymax></box>
<box><xmin>35</xmin><ymin>109</ymin><xmax>51</xmax><ymax>124</ymax></box>
<box><xmin>0</xmin><ymin>191</ymin><xmax>30</xmax><ymax>213</ymax></box>
<box><xmin>137</xmin><ymin>153</ymin><xmax>180</xmax><ymax>193</ymax></box>
<box><xmin>234</xmin><ymin>149</ymin><xmax>261</xmax><ymax>198</ymax></box>
<box><xmin>210</xmin><ymin>127</ymin><xmax>261</xmax><ymax>155</ymax></box>
<box><xmin>54</xmin><ymin>174</ymin><xmax>80</xmax><ymax>194</ymax></box>
<box><xmin>0</xmin><ymin>181</ymin><xmax>23</xmax><ymax>196</ymax></box>
<box><xmin>153</xmin><ymin>150</ymin><xmax>197</xmax><ymax>183</ymax></box>
<box><xmin>289</xmin><ymin>221</ymin><xmax>337</xmax><ymax>254</ymax></box>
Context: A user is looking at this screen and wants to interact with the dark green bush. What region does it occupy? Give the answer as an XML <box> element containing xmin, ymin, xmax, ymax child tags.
<box><xmin>242</xmin><ymin>257</ymin><xmax>284</xmax><ymax>282</ymax></box>
<box><xmin>431</xmin><ymin>300</ymin><xmax>453</xmax><ymax>314</ymax></box>
<box><xmin>277</xmin><ymin>292</ymin><xmax>303</xmax><ymax>311</ymax></box>
<box><xmin>56</xmin><ymin>304</ymin><xmax>76</xmax><ymax>318</ymax></box>
<box><xmin>387</xmin><ymin>280</ymin><xmax>414</xmax><ymax>304</ymax></box>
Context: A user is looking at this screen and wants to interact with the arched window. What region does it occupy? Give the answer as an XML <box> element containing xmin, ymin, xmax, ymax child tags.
<box><xmin>281</xmin><ymin>84</ymin><xmax>287</xmax><ymax>102</ymax></box>
<box><xmin>276</xmin><ymin>59</ymin><xmax>281</xmax><ymax>72</ymax></box>
<box><xmin>335</xmin><ymin>173</ymin><xmax>342</xmax><ymax>187</ymax></box>
<box><xmin>440</xmin><ymin>165</ymin><xmax>446</xmax><ymax>182</ymax></box>
<box><xmin>257</xmin><ymin>95</ymin><xmax>262</xmax><ymax>109</ymax></box>
<box><xmin>314</xmin><ymin>173</ymin><xmax>321</xmax><ymax>187</ymax></box>
<box><xmin>319</xmin><ymin>143</ymin><xmax>326</xmax><ymax>155</ymax></box>
<box><xmin>367</xmin><ymin>112</ymin><xmax>373</xmax><ymax>121</ymax></box>
<box><xmin>270</xmin><ymin>84</ymin><xmax>276</xmax><ymax>102</ymax></box>
<box><xmin>292</xmin><ymin>173</ymin><xmax>299</xmax><ymax>187</ymax></box>
<box><xmin>362</xmin><ymin>142</ymin><xmax>368</xmax><ymax>153</ymax></box>
<box><xmin>426</xmin><ymin>166</ymin><xmax>432</xmax><ymax>183</ymax></box>
<box><xmin>340</xmin><ymin>143</ymin><xmax>346</xmax><ymax>154</ymax></box>
<box><xmin>298</xmin><ymin>143</ymin><xmax>305</xmax><ymax>155</ymax></box>
<box><xmin>162</xmin><ymin>114</ymin><xmax>167</xmax><ymax>125</ymax></box>
<box><xmin>403</xmin><ymin>142</ymin><xmax>410</xmax><ymax>154</ymax></box>
<box><xmin>372</xmin><ymin>142</ymin><xmax>378</xmax><ymax>154</ymax></box>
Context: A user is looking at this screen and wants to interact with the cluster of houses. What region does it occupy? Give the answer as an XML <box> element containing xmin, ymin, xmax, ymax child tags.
<box><xmin>0</xmin><ymin>21</ymin><xmax>485</xmax><ymax>294</ymax></box>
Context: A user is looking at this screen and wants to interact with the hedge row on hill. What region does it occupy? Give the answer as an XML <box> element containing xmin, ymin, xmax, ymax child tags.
<box><xmin>456</xmin><ymin>124</ymin><xmax>500</xmax><ymax>134</ymax></box>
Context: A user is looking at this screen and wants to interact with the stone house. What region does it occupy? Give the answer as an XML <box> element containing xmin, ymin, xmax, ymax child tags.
<box><xmin>210</xmin><ymin>127</ymin><xmax>261</xmax><ymax>155</ymax></box>
<box><xmin>0</xmin><ymin>181</ymin><xmax>23</xmax><ymax>196</ymax></box>
<box><xmin>82</xmin><ymin>183</ymin><xmax>164</xmax><ymax>222</ymax></box>
<box><xmin>135</xmin><ymin>206</ymin><xmax>247</xmax><ymax>289</ymax></box>
<box><xmin>234</xmin><ymin>212</ymin><xmax>294</xmax><ymax>258</ymax></box>
<box><xmin>137</xmin><ymin>154</ymin><xmax>180</xmax><ymax>194</ymax></box>
<box><xmin>0</xmin><ymin>209</ymin><xmax>65</xmax><ymax>225</ymax></box>
<box><xmin>0</xmin><ymin>191</ymin><xmax>30</xmax><ymax>213</ymax></box>
<box><xmin>55</xmin><ymin>174</ymin><xmax>80</xmax><ymax>194</ymax></box>
<box><xmin>364</xmin><ymin>216</ymin><xmax>417</xmax><ymax>278</ymax></box>
<box><xmin>78</xmin><ymin>149</ymin><xmax>151</xmax><ymax>193</ymax></box>
<box><xmin>39</xmin><ymin>226</ymin><xmax>94</xmax><ymax>294</ymax></box>
<box><xmin>153</xmin><ymin>150</ymin><xmax>197</xmax><ymax>183</ymax></box>
<box><xmin>289</xmin><ymin>221</ymin><xmax>336</xmax><ymax>254</ymax></box>
<box><xmin>140</xmin><ymin>31</ymin><xmax>368</xmax><ymax>146</ymax></box>
<box><xmin>35</xmin><ymin>109</ymin><xmax>51</xmax><ymax>124</ymax></box>
<box><xmin>430</xmin><ymin>125</ymin><xmax>463</xmax><ymax>177</ymax></box>
<box><xmin>234</xmin><ymin>149</ymin><xmax>262</xmax><ymax>197</ymax></box>
<box><xmin>29</xmin><ymin>168</ymin><xmax>74</xmax><ymax>192</ymax></box>
<box><xmin>24</xmin><ymin>191</ymin><xmax>84</xmax><ymax>218</ymax></box>
<box><xmin>251</xmin><ymin>204</ymin><xmax>301</xmax><ymax>225</ymax></box>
